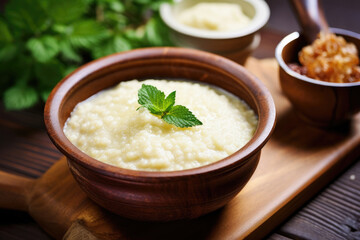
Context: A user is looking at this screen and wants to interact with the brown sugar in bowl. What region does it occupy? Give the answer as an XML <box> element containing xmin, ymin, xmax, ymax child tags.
<box><xmin>44</xmin><ymin>47</ymin><xmax>276</xmax><ymax>221</ymax></box>
<box><xmin>275</xmin><ymin>28</ymin><xmax>360</xmax><ymax>127</ymax></box>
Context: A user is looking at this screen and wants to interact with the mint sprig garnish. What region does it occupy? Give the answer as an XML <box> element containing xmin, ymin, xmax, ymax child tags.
<box><xmin>137</xmin><ymin>84</ymin><xmax>203</xmax><ymax>128</ymax></box>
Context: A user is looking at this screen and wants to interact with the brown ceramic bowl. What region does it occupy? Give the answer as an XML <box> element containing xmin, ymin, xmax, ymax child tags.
<box><xmin>44</xmin><ymin>47</ymin><xmax>276</xmax><ymax>221</ymax></box>
<box><xmin>160</xmin><ymin>0</ymin><xmax>269</xmax><ymax>65</ymax></box>
<box><xmin>275</xmin><ymin>28</ymin><xmax>360</xmax><ymax>127</ymax></box>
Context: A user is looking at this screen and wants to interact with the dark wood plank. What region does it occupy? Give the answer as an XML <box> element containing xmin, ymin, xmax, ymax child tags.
<box><xmin>0</xmin><ymin>209</ymin><xmax>51</xmax><ymax>240</ymax></box>
<box><xmin>0</xmin><ymin>105</ymin><xmax>61</xmax><ymax>178</ymax></box>
<box><xmin>269</xmin><ymin>160</ymin><xmax>360</xmax><ymax>240</ymax></box>
<box><xmin>268</xmin><ymin>233</ymin><xmax>292</xmax><ymax>240</ymax></box>
<box><xmin>0</xmin><ymin>106</ymin><xmax>58</xmax><ymax>239</ymax></box>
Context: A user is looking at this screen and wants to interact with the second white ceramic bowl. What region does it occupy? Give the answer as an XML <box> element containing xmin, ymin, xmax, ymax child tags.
<box><xmin>160</xmin><ymin>0</ymin><xmax>270</xmax><ymax>64</ymax></box>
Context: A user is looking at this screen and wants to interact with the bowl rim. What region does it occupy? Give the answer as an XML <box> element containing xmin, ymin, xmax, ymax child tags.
<box><xmin>44</xmin><ymin>47</ymin><xmax>276</xmax><ymax>181</ymax></box>
<box><xmin>159</xmin><ymin>0</ymin><xmax>270</xmax><ymax>40</ymax></box>
<box><xmin>275</xmin><ymin>28</ymin><xmax>360</xmax><ymax>87</ymax></box>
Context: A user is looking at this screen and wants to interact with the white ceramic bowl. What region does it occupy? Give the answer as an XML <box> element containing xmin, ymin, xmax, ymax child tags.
<box><xmin>160</xmin><ymin>0</ymin><xmax>270</xmax><ymax>64</ymax></box>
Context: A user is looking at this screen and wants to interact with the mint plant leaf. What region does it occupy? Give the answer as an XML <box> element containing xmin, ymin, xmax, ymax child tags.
<box><xmin>163</xmin><ymin>105</ymin><xmax>203</xmax><ymax>128</ymax></box>
<box><xmin>0</xmin><ymin>44</ymin><xmax>18</xmax><ymax>62</ymax></box>
<box><xmin>69</xmin><ymin>20</ymin><xmax>109</xmax><ymax>49</ymax></box>
<box><xmin>92</xmin><ymin>35</ymin><xmax>131</xmax><ymax>59</ymax></box>
<box><xmin>1</xmin><ymin>0</ymin><xmax>174</xmax><ymax>110</ymax></box>
<box><xmin>59</xmin><ymin>39</ymin><xmax>82</xmax><ymax>63</ymax></box>
<box><xmin>134</xmin><ymin>0</ymin><xmax>152</xmax><ymax>4</ymax></box>
<box><xmin>4</xmin><ymin>85</ymin><xmax>39</xmax><ymax>110</ymax></box>
<box><xmin>34</xmin><ymin>60</ymin><xmax>65</xmax><ymax>90</ymax></box>
<box><xmin>137</xmin><ymin>84</ymin><xmax>202</xmax><ymax>128</ymax></box>
<box><xmin>108</xmin><ymin>1</ymin><xmax>125</xmax><ymax>12</ymax></box>
<box><xmin>144</xmin><ymin>15</ymin><xmax>173</xmax><ymax>46</ymax></box>
<box><xmin>163</xmin><ymin>91</ymin><xmax>175</xmax><ymax>112</ymax></box>
<box><xmin>7</xmin><ymin>55</ymin><xmax>33</xmax><ymax>86</ymax></box>
<box><xmin>138</xmin><ymin>84</ymin><xmax>166</xmax><ymax>115</ymax></box>
<box><xmin>0</xmin><ymin>20</ymin><xmax>13</xmax><ymax>43</ymax></box>
<box><xmin>26</xmin><ymin>36</ymin><xmax>60</xmax><ymax>63</ymax></box>
<box><xmin>46</xmin><ymin>0</ymin><xmax>88</xmax><ymax>24</ymax></box>
<box><xmin>33</xmin><ymin>59</ymin><xmax>65</xmax><ymax>102</ymax></box>
<box><xmin>4</xmin><ymin>0</ymin><xmax>48</xmax><ymax>36</ymax></box>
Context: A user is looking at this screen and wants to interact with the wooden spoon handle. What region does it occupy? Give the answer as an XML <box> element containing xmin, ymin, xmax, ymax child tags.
<box><xmin>0</xmin><ymin>170</ymin><xmax>34</xmax><ymax>211</ymax></box>
<box><xmin>290</xmin><ymin>0</ymin><xmax>329</xmax><ymax>42</ymax></box>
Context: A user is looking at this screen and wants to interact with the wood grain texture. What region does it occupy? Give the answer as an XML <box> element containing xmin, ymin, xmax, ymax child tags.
<box><xmin>0</xmin><ymin>105</ymin><xmax>61</xmax><ymax>178</ymax></box>
<box><xmin>0</xmin><ymin>171</ymin><xmax>33</xmax><ymax>211</ymax></box>
<box><xmin>269</xmin><ymin>160</ymin><xmax>360</xmax><ymax>240</ymax></box>
<box><xmin>0</xmin><ymin>209</ymin><xmax>51</xmax><ymax>240</ymax></box>
<box><xmin>0</xmin><ymin>58</ymin><xmax>359</xmax><ymax>240</ymax></box>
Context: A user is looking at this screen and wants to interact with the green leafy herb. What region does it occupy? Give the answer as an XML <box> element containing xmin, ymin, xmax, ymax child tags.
<box><xmin>137</xmin><ymin>84</ymin><xmax>203</xmax><ymax>128</ymax></box>
<box><xmin>26</xmin><ymin>36</ymin><xmax>60</xmax><ymax>63</ymax></box>
<box><xmin>4</xmin><ymin>85</ymin><xmax>39</xmax><ymax>110</ymax></box>
<box><xmin>0</xmin><ymin>0</ymin><xmax>174</xmax><ymax>110</ymax></box>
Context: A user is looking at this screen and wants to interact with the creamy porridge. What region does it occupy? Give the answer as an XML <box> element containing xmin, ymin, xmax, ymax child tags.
<box><xmin>177</xmin><ymin>2</ymin><xmax>251</xmax><ymax>32</ymax></box>
<box><xmin>64</xmin><ymin>79</ymin><xmax>258</xmax><ymax>171</ymax></box>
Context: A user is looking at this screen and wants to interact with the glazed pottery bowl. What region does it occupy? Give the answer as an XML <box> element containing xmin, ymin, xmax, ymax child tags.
<box><xmin>44</xmin><ymin>47</ymin><xmax>276</xmax><ymax>221</ymax></box>
<box><xmin>160</xmin><ymin>0</ymin><xmax>269</xmax><ymax>64</ymax></box>
<box><xmin>275</xmin><ymin>28</ymin><xmax>360</xmax><ymax>127</ymax></box>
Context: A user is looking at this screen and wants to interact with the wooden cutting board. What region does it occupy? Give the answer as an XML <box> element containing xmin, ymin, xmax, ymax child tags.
<box><xmin>1</xmin><ymin>58</ymin><xmax>359</xmax><ymax>240</ymax></box>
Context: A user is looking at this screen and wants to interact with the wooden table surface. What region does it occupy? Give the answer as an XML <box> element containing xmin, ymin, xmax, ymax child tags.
<box><xmin>1</xmin><ymin>1</ymin><xmax>360</xmax><ymax>239</ymax></box>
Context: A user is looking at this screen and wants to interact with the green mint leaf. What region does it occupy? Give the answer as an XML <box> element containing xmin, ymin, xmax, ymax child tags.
<box><xmin>134</xmin><ymin>0</ymin><xmax>152</xmax><ymax>4</ymax></box>
<box><xmin>137</xmin><ymin>84</ymin><xmax>202</xmax><ymax>128</ymax></box>
<box><xmin>4</xmin><ymin>85</ymin><xmax>39</xmax><ymax>110</ymax></box>
<box><xmin>4</xmin><ymin>0</ymin><xmax>48</xmax><ymax>36</ymax></box>
<box><xmin>26</xmin><ymin>36</ymin><xmax>60</xmax><ymax>63</ymax></box>
<box><xmin>68</xmin><ymin>20</ymin><xmax>109</xmax><ymax>49</ymax></box>
<box><xmin>34</xmin><ymin>60</ymin><xmax>65</xmax><ymax>90</ymax></box>
<box><xmin>163</xmin><ymin>91</ymin><xmax>175</xmax><ymax>112</ymax></box>
<box><xmin>46</xmin><ymin>0</ymin><xmax>89</xmax><ymax>24</ymax></box>
<box><xmin>163</xmin><ymin>105</ymin><xmax>203</xmax><ymax>128</ymax></box>
<box><xmin>92</xmin><ymin>35</ymin><xmax>131</xmax><ymax>59</ymax></box>
<box><xmin>4</xmin><ymin>55</ymin><xmax>34</xmax><ymax>87</ymax></box>
<box><xmin>1</xmin><ymin>0</ymin><xmax>175</xmax><ymax>111</ymax></box>
<box><xmin>108</xmin><ymin>1</ymin><xmax>125</xmax><ymax>12</ymax></box>
<box><xmin>59</xmin><ymin>39</ymin><xmax>82</xmax><ymax>62</ymax></box>
<box><xmin>138</xmin><ymin>84</ymin><xmax>167</xmax><ymax>115</ymax></box>
<box><xmin>144</xmin><ymin>15</ymin><xmax>173</xmax><ymax>46</ymax></box>
<box><xmin>0</xmin><ymin>44</ymin><xmax>18</xmax><ymax>62</ymax></box>
<box><xmin>0</xmin><ymin>20</ymin><xmax>13</xmax><ymax>43</ymax></box>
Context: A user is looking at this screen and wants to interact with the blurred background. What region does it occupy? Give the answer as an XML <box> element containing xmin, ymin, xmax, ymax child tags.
<box><xmin>253</xmin><ymin>0</ymin><xmax>360</xmax><ymax>58</ymax></box>
<box><xmin>1</xmin><ymin>0</ymin><xmax>359</xmax><ymax>37</ymax></box>
<box><xmin>266</xmin><ymin>0</ymin><xmax>360</xmax><ymax>34</ymax></box>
